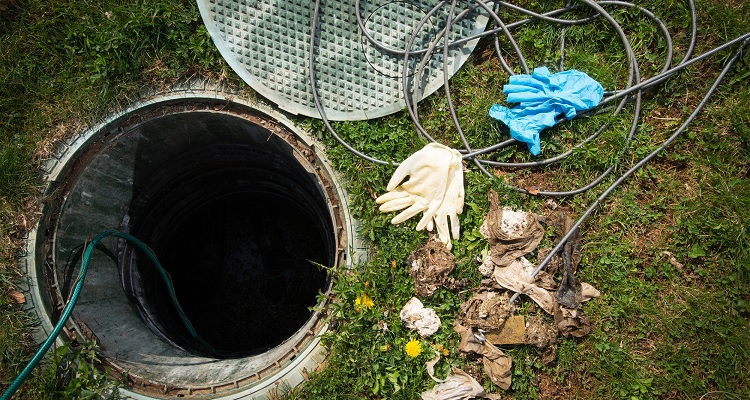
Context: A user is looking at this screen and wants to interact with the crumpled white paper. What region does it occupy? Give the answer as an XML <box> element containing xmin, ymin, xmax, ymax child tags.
<box><xmin>400</xmin><ymin>297</ymin><xmax>441</xmax><ymax>337</ymax></box>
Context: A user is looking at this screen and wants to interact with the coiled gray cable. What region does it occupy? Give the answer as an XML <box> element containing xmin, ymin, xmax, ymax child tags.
<box><xmin>308</xmin><ymin>0</ymin><xmax>750</xmax><ymax>303</ymax></box>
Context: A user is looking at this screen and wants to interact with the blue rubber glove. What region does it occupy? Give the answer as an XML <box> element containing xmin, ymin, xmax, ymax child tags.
<box><xmin>489</xmin><ymin>67</ymin><xmax>603</xmax><ymax>155</ymax></box>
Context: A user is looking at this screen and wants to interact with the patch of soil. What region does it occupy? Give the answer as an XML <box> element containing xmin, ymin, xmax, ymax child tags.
<box><xmin>537</xmin><ymin>373</ymin><xmax>564</xmax><ymax>399</ymax></box>
<box><xmin>537</xmin><ymin>370</ymin><xmax>594</xmax><ymax>400</ymax></box>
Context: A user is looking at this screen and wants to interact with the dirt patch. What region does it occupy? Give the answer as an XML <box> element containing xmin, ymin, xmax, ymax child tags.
<box><xmin>537</xmin><ymin>369</ymin><xmax>597</xmax><ymax>400</ymax></box>
<box><xmin>537</xmin><ymin>373</ymin><xmax>563</xmax><ymax>399</ymax></box>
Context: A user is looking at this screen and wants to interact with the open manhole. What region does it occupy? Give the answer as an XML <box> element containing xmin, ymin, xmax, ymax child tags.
<box><xmin>18</xmin><ymin>88</ymin><xmax>365</xmax><ymax>398</ymax></box>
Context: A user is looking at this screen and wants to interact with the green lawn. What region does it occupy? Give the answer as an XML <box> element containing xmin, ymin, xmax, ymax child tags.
<box><xmin>1</xmin><ymin>0</ymin><xmax>749</xmax><ymax>399</ymax></box>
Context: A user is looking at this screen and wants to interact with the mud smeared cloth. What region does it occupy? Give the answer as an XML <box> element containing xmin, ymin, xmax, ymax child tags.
<box><xmin>423</xmin><ymin>354</ymin><xmax>487</xmax><ymax>400</ymax></box>
<box><xmin>489</xmin><ymin>67</ymin><xmax>603</xmax><ymax>155</ymax></box>
<box><xmin>408</xmin><ymin>239</ymin><xmax>456</xmax><ymax>297</ymax></box>
<box><xmin>480</xmin><ymin>190</ymin><xmax>544</xmax><ymax>269</ymax></box>
<box><xmin>454</xmin><ymin>322</ymin><xmax>513</xmax><ymax>390</ymax></box>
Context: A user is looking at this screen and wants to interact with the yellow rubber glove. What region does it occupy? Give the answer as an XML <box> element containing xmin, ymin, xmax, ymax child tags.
<box><xmin>376</xmin><ymin>143</ymin><xmax>464</xmax><ymax>249</ymax></box>
<box><xmin>427</xmin><ymin>161</ymin><xmax>464</xmax><ymax>249</ymax></box>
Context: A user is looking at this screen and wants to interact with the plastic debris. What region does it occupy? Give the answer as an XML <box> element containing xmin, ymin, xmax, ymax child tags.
<box><xmin>376</xmin><ymin>143</ymin><xmax>464</xmax><ymax>249</ymax></box>
<box><xmin>489</xmin><ymin>66</ymin><xmax>603</xmax><ymax>155</ymax></box>
<box><xmin>400</xmin><ymin>297</ymin><xmax>441</xmax><ymax>337</ymax></box>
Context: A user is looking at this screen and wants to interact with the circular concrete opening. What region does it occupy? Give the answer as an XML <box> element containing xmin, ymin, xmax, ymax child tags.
<box><xmin>20</xmin><ymin>89</ymin><xmax>364</xmax><ymax>398</ymax></box>
<box><xmin>119</xmin><ymin>118</ymin><xmax>334</xmax><ymax>359</ymax></box>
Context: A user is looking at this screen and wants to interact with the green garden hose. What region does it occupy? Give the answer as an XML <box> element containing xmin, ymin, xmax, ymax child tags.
<box><xmin>1</xmin><ymin>230</ymin><xmax>212</xmax><ymax>400</ymax></box>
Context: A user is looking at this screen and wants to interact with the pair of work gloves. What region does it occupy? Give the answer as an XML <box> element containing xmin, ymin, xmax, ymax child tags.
<box><xmin>376</xmin><ymin>143</ymin><xmax>464</xmax><ymax>250</ymax></box>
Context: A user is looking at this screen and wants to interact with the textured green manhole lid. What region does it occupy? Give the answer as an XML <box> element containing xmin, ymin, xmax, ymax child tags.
<box><xmin>198</xmin><ymin>0</ymin><xmax>489</xmax><ymax>120</ymax></box>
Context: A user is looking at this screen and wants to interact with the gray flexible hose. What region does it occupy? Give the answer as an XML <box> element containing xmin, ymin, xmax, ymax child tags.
<box><xmin>307</xmin><ymin>0</ymin><xmax>749</xmax><ymax>293</ymax></box>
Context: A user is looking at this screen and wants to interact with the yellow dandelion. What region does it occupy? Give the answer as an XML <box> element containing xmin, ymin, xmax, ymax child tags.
<box><xmin>405</xmin><ymin>339</ymin><xmax>422</xmax><ymax>358</ymax></box>
<box><xmin>354</xmin><ymin>293</ymin><xmax>374</xmax><ymax>311</ymax></box>
<box><xmin>380</xmin><ymin>344</ymin><xmax>392</xmax><ymax>352</ymax></box>
<box><xmin>434</xmin><ymin>343</ymin><xmax>450</xmax><ymax>356</ymax></box>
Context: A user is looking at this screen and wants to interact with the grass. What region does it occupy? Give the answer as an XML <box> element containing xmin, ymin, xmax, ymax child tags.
<box><xmin>1</xmin><ymin>0</ymin><xmax>749</xmax><ymax>399</ymax></box>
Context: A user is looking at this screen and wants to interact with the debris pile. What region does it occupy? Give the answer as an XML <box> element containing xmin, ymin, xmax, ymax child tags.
<box><xmin>406</xmin><ymin>189</ymin><xmax>600</xmax><ymax>397</ymax></box>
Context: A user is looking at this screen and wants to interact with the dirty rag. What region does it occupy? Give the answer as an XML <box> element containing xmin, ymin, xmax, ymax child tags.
<box><xmin>490</xmin><ymin>256</ymin><xmax>557</xmax><ymax>315</ymax></box>
<box><xmin>489</xmin><ymin>66</ymin><xmax>603</xmax><ymax>155</ymax></box>
<box><xmin>480</xmin><ymin>190</ymin><xmax>544</xmax><ymax>269</ymax></box>
<box><xmin>553</xmin><ymin>211</ymin><xmax>584</xmax><ymax>309</ymax></box>
<box><xmin>422</xmin><ymin>365</ymin><xmax>487</xmax><ymax>400</ymax></box>
<box><xmin>454</xmin><ymin>322</ymin><xmax>513</xmax><ymax>390</ymax></box>
<box><xmin>408</xmin><ymin>239</ymin><xmax>456</xmax><ymax>297</ymax></box>
<box><xmin>555</xmin><ymin>305</ymin><xmax>591</xmax><ymax>337</ymax></box>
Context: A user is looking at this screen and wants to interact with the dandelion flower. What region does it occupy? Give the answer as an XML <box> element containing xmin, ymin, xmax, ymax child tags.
<box><xmin>434</xmin><ymin>343</ymin><xmax>450</xmax><ymax>356</ymax></box>
<box><xmin>355</xmin><ymin>293</ymin><xmax>374</xmax><ymax>311</ymax></box>
<box><xmin>405</xmin><ymin>339</ymin><xmax>422</xmax><ymax>358</ymax></box>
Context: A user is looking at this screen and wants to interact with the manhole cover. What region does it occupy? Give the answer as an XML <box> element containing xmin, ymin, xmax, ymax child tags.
<box><xmin>198</xmin><ymin>0</ymin><xmax>489</xmax><ymax>120</ymax></box>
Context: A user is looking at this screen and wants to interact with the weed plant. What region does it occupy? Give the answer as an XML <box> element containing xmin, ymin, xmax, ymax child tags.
<box><xmin>1</xmin><ymin>0</ymin><xmax>749</xmax><ymax>399</ymax></box>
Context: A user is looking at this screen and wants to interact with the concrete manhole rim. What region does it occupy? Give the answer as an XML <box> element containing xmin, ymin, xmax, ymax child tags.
<box><xmin>18</xmin><ymin>86</ymin><xmax>365</xmax><ymax>399</ymax></box>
